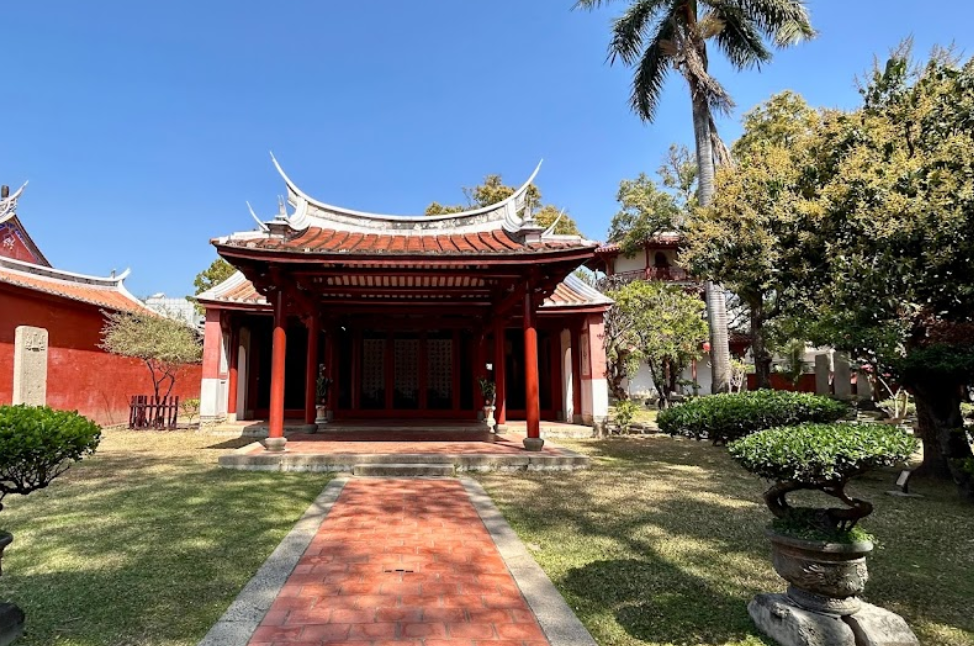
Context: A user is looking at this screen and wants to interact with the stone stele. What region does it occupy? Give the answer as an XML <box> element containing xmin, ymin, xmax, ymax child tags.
<box><xmin>749</xmin><ymin>594</ymin><xmax>920</xmax><ymax>646</ymax></box>
<box><xmin>13</xmin><ymin>325</ymin><xmax>48</xmax><ymax>406</ymax></box>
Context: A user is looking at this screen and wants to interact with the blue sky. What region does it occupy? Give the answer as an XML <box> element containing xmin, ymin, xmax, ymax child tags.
<box><xmin>3</xmin><ymin>1</ymin><xmax>972</xmax><ymax>297</ymax></box>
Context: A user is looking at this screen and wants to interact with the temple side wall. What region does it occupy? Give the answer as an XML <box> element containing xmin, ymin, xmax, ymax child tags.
<box><xmin>0</xmin><ymin>286</ymin><xmax>202</xmax><ymax>426</ymax></box>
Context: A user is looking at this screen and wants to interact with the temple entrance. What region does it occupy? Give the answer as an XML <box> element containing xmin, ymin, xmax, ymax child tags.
<box><xmin>336</xmin><ymin>325</ymin><xmax>475</xmax><ymax>418</ymax></box>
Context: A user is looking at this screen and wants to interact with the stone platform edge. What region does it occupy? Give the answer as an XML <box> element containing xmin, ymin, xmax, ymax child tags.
<box><xmin>196</xmin><ymin>477</ymin><xmax>349</xmax><ymax>646</ymax></box>
<box><xmin>218</xmin><ymin>444</ymin><xmax>590</xmax><ymax>472</ymax></box>
<box><xmin>461</xmin><ymin>478</ymin><xmax>598</xmax><ymax>646</ymax></box>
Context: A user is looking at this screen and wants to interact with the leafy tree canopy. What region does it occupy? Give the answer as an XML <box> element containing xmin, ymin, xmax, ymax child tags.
<box><xmin>609</xmin><ymin>280</ymin><xmax>708</xmax><ymax>406</ymax></box>
<box><xmin>680</xmin><ymin>91</ymin><xmax>820</xmax><ymax>386</ymax></box>
<box><xmin>101</xmin><ymin>311</ymin><xmax>202</xmax><ymax>400</ymax></box>
<box><xmin>425</xmin><ymin>175</ymin><xmax>581</xmax><ymax>236</ymax></box>
<box><xmin>193</xmin><ymin>258</ymin><xmax>236</xmax><ymax>295</ymax></box>
<box><xmin>606</xmin><ymin>145</ymin><xmax>696</xmax><ymax>256</ymax></box>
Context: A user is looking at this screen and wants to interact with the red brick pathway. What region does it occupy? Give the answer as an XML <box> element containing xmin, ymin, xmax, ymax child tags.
<box><xmin>249</xmin><ymin>479</ymin><xmax>551</xmax><ymax>646</ymax></box>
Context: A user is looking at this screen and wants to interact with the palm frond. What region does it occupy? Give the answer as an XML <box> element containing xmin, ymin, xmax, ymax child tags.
<box><xmin>630</xmin><ymin>4</ymin><xmax>680</xmax><ymax>121</ymax></box>
<box><xmin>610</xmin><ymin>0</ymin><xmax>666</xmax><ymax>66</ymax></box>
<box><xmin>721</xmin><ymin>0</ymin><xmax>815</xmax><ymax>46</ymax></box>
<box><xmin>704</xmin><ymin>4</ymin><xmax>772</xmax><ymax>69</ymax></box>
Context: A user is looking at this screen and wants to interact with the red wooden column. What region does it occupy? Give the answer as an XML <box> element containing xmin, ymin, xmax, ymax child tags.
<box><xmin>304</xmin><ymin>311</ymin><xmax>320</xmax><ymax>426</ymax></box>
<box><xmin>523</xmin><ymin>283</ymin><xmax>543</xmax><ymax>448</ymax></box>
<box><xmin>493</xmin><ymin>318</ymin><xmax>507</xmax><ymax>429</ymax></box>
<box><xmin>226</xmin><ymin>321</ymin><xmax>239</xmax><ymax>421</ymax></box>
<box><xmin>267</xmin><ymin>290</ymin><xmax>288</xmax><ymax>451</ymax></box>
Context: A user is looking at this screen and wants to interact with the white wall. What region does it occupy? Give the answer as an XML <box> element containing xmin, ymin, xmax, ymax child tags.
<box><xmin>625</xmin><ymin>360</ymin><xmax>713</xmax><ymax>402</ymax></box>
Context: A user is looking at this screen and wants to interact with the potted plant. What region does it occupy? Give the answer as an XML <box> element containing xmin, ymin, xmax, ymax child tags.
<box><xmin>0</xmin><ymin>405</ymin><xmax>101</xmax><ymax>643</ymax></box>
<box><xmin>478</xmin><ymin>378</ymin><xmax>497</xmax><ymax>431</ymax></box>
<box><xmin>729</xmin><ymin>422</ymin><xmax>920</xmax><ymax>644</ymax></box>
<box><xmin>315</xmin><ymin>365</ymin><xmax>333</xmax><ymax>427</ymax></box>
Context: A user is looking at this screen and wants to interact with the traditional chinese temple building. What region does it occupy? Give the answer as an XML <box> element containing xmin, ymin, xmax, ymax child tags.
<box><xmin>197</xmin><ymin>160</ymin><xmax>611</xmax><ymax>450</ymax></box>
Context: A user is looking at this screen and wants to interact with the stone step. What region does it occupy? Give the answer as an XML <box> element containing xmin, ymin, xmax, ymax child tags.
<box><xmin>352</xmin><ymin>463</ymin><xmax>455</xmax><ymax>477</ymax></box>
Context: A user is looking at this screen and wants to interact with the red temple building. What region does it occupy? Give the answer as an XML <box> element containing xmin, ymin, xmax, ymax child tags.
<box><xmin>0</xmin><ymin>184</ymin><xmax>202</xmax><ymax>424</ymax></box>
<box><xmin>197</xmin><ymin>160</ymin><xmax>612</xmax><ymax>450</ymax></box>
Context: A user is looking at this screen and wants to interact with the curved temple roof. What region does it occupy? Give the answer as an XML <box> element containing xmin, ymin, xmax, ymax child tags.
<box><xmin>272</xmin><ymin>154</ymin><xmax>540</xmax><ymax>235</ymax></box>
<box><xmin>198</xmin><ymin>271</ymin><xmax>612</xmax><ymax>312</ymax></box>
<box><xmin>213</xmin><ymin>157</ymin><xmax>599</xmax><ymax>258</ymax></box>
<box><xmin>0</xmin><ymin>256</ymin><xmax>147</xmax><ymax>314</ymax></box>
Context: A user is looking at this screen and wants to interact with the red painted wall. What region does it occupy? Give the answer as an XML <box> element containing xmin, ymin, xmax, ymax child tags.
<box><xmin>0</xmin><ymin>286</ymin><xmax>202</xmax><ymax>426</ymax></box>
<box><xmin>746</xmin><ymin>373</ymin><xmax>817</xmax><ymax>393</ymax></box>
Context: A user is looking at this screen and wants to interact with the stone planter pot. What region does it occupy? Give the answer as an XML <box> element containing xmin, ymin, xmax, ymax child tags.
<box><xmin>767</xmin><ymin>529</ymin><xmax>873</xmax><ymax>616</ymax></box>
<box><xmin>483</xmin><ymin>405</ymin><xmax>496</xmax><ymax>431</ymax></box>
<box><xmin>315</xmin><ymin>405</ymin><xmax>328</xmax><ymax>426</ymax></box>
<box><xmin>0</xmin><ymin>532</ymin><xmax>11</xmax><ymax>577</ymax></box>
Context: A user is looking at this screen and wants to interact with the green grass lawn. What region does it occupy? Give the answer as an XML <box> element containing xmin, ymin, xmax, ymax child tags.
<box><xmin>0</xmin><ymin>430</ymin><xmax>331</xmax><ymax>646</ymax></box>
<box><xmin>479</xmin><ymin>435</ymin><xmax>974</xmax><ymax>646</ymax></box>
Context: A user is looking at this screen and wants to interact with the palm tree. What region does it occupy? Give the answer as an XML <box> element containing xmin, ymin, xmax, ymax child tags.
<box><xmin>576</xmin><ymin>0</ymin><xmax>814</xmax><ymax>392</ymax></box>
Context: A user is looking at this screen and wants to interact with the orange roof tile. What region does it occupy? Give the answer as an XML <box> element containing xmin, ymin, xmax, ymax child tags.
<box><xmin>0</xmin><ymin>258</ymin><xmax>148</xmax><ymax>314</ymax></box>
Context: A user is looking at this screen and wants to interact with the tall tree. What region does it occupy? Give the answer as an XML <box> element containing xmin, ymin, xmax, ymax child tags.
<box><xmin>787</xmin><ymin>47</ymin><xmax>974</xmax><ymax>497</ymax></box>
<box><xmin>426</xmin><ymin>175</ymin><xmax>582</xmax><ymax>235</ymax></box>
<box><xmin>682</xmin><ymin>91</ymin><xmax>820</xmax><ymax>389</ymax></box>
<box><xmin>575</xmin><ymin>0</ymin><xmax>815</xmax><ymax>393</ymax></box>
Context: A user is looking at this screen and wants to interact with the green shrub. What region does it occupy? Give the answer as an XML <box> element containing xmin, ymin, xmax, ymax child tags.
<box><xmin>729</xmin><ymin>423</ymin><xmax>917</xmax><ymax>537</ymax></box>
<box><xmin>657</xmin><ymin>390</ymin><xmax>848</xmax><ymax>444</ymax></box>
<box><xmin>612</xmin><ymin>399</ymin><xmax>640</xmax><ymax>434</ymax></box>
<box><xmin>0</xmin><ymin>405</ymin><xmax>101</xmax><ymax>513</ymax></box>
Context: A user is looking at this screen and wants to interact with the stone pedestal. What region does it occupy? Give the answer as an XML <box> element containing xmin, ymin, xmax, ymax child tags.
<box><xmin>750</xmin><ymin>594</ymin><xmax>856</xmax><ymax>646</ymax></box>
<box><xmin>0</xmin><ymin>603</ymin><xmax>24</xmax><ymax>646</ymax></box>
<box><xmin>13</xmin><ymin>326</ymin><xmax>48</xmax><ymax>406</ymax></box>
<box><xmin>749</xmin><ymin>594</ymin><xmax>919</xmax><ymax>646</ymax></box>
<box><xmin>845</xmin><ymin>603</ymin><xmax>919</xmax><ymax>646</ymax></box>
<box><xmin>264</xmin><ymin>437</ymin><xmax>287</xmax><ymax>452</ymax></box>
<box><xmin>523</xmin><ymin>437</ymin><xmax>545</xmax><ymax>452</ymax></box>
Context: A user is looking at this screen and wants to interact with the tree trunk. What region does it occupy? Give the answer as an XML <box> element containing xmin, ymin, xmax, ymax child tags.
<box><xmin>691</xmin><ymin>93</ymin><xmax>732</xmax><ymax>393</ymax></box>
<box><xmin>913</xmin><ymin>380</ymin><xmax>974</xmax><ymax>501</ymax></box>
<box><xmin>750</xmin><ymin>300</ymin><xmax>772</xmax><ymax>389</ymax></box>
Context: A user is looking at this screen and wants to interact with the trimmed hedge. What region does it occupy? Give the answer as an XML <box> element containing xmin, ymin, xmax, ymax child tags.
<box><xmin>0</xmin><ymin>405</ymin><xmax>101</xmax><ymax>509</ymax></box>
<box><xmin>657</xmin><ymin>390</ymin><xmax>848</xmax><ymax>444</ymax></box>
<box><xmin>727</xmin><ymin>422</ymin><xmax>917</xmax><ymax>485</ymax></box>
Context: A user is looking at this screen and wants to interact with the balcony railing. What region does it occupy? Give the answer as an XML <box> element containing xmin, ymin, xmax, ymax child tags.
<box><xmin>596</xmin><ymin>266</ymin><xmax>693</xmax><ymax>291</ymax></box>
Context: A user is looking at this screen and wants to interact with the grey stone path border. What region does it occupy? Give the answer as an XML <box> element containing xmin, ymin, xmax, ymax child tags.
<box><xmin>461</xmin><ymin>478</ymin><xmax>598</xmax><ymax>646</ymax></box>
<box><xmin>197</xmin><ymin>476</ymin><xmax>350</xmax><ymax>646</ymax></box>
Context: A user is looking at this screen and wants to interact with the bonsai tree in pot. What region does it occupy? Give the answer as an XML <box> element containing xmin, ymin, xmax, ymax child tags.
<box><xmin>0</xmin><ymin>405</ymin><xmax>101</xmax><ymax>643</ymax></box>
<box><xmin>478</xmin><ymin>378</ymin><xmax>497</xmax><ymax>431</ymax></box>
<box><xmin>729</xmin><ymin>422</ymin><xmax>919</xmax><ymax>645</ymax></box>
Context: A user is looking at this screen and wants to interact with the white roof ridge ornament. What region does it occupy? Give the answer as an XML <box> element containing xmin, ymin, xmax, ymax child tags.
<box><xmin>541</xmin><ymin>210</ymin><xmax>566</xmax><ymax>238</ymax></box>
<box><xmin>246</xmin><ymin>201</ymin><xmax>271</xmax><ymax>233</ymax></box>
<box><xmin>0</xmin><ymin>181</ymin><xmax>28</xmax><ymax>223</ymax></box>
<box><xmin>269</xmin><ymin>152</ymin><xmax>543</xmax><ymax>231</ymax></box>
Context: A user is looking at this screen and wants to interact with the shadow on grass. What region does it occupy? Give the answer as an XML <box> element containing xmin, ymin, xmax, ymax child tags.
<box><xmin>562</xmin><ymin>559</ymin><xmax>769</xmax><ymax>646</ymax></box>
<box><xmin>0</xmin><ymin>451</ymin><xmax>331</xmax><ymax>646</ymax></box>
<box><xmin>481</xmin><ymin>435</ymin><xmax>974</xmax><ymax>646</ymax></box>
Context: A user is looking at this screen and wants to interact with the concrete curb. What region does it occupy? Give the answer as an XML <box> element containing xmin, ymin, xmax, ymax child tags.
<box><xmin>196</xmin><ymin>477</ymin><xmax>349</xmax><ymax>646</ymax></box>
<box><xmin>218</xmin><ymin>451</ymin><xmax>589</xmax><ymax>473</ymax></box>
<box><xmin>461</xmin><ymin>478</ymin><xmax>598</xmax><ymax>646</ymax></box>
